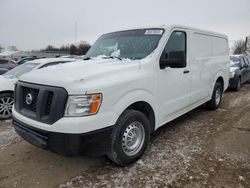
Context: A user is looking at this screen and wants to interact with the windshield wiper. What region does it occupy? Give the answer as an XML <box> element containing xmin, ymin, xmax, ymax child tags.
<box><xmin>83</xmin><ymin>57</ymin><xmax>92</xmax><ymax>60</ymax></box>
<box><xmin>103</xmin><ymin>56</ymin><xmax>122</xmax><ymax>60</ymax></box>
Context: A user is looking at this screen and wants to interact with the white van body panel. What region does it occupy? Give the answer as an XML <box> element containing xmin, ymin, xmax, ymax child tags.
<box><xmin>189</xmin><ymin>31</ymin><xmax>229</xmax><ymax>105</ymax></box>
<box><xmin>14</xmin><ymin>25</ymin><xmax>229</xmax><ymax>134</ymax></box>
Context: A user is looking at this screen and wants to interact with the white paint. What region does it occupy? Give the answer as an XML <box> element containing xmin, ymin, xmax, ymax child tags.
<box><xmin>0</xmin><ymin>58</ymin><xmax>75</xmax><ymax>93</ymax></box>
<box><xmin>14</xmin><ymin>25</ymin><xmax>229</xmax><ymax>134</ymax></box>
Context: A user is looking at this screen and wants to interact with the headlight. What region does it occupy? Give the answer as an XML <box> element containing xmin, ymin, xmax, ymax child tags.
<box><xmin>65</xmin><ymin>94</ymin><xmax>102</xmax><ymax>116</ymax></box>
<box><xmin>229</xmin><ymin>71</ymin><xmax>235</xmax><ymax>78</ymax></box>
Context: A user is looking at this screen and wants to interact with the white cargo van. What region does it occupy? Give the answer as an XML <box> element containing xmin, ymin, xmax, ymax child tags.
<box><xmin>12</xmin><ymin>25</ymin><xmax>229</xmax><ymax>166</ymax></box>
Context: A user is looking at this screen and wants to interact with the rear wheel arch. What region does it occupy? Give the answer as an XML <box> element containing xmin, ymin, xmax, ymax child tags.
<box><xmin>212</xmin><ymin>69</ymin><xmax>227</xmax><ymax>93</ymax></box>
<box><xmin>216</xmin><ymin>77</ymin><xmax>224</xmax><ymax>91</ymax></box>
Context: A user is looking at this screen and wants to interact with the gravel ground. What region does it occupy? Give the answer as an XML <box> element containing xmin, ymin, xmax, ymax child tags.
<box><xmin>0</xmin><ymin>85</ymin><xmax>250</xmax><ymax>188</ymax></box>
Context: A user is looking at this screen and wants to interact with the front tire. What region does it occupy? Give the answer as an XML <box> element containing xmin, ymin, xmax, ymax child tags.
<box><xmin>206</xmin><ymin>82</ymin><xmax>223</xmax><ymax>110</ymax></box>
<box><xmin>0</xmin><ymin>92</ymin><xmax>14</xmax><ymax>120</ymax></box>
<box><xmin>108</xmin><ymin>110</ymin><xmax>150</xmax><ymax>166</ymax></box>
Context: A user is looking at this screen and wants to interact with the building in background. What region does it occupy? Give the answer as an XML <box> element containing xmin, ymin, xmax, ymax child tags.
<box><xmin>0</xmin><ymin>51</ymin><xmax>70</xmax><ymax>61</ymax></box>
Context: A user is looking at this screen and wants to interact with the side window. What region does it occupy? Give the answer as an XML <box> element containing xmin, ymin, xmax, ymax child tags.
<box><xmin>239</xmin><ymin>58</ymin><xmax>244</xmax><ymax>68</ymax></box>
<box><xmin>160</xmin><ymin>31</ymin><xmax>186</xmax><ymax>69</ymax></box>
<box><xmin>242</xmin><ymin>57</ymin><xmax>246</xmax><ymax>64</ymax></box>
<box><xmin>0</xmin><ymin>60</ymin><xmax>8</xmax><ymax>64</ymax></box>
<box><xmin>247</xmin><ymin>57</ymin><xmax>250</xmax><ymax>64</ymax></box>
<box><xmin>240</xmin><ymin>57</ymin><xmax>249</xmax><ymax>68</ymax></box>
<box><xmin>244</xmin><ymin>57</ymin><xmax>250</xmax><ymax>64</ymax></box>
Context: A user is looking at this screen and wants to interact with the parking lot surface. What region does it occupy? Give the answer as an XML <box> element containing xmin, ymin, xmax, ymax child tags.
<box><xmin>0</xmin><ymin>86</ymin><xmax>250</xmax><ymax>188</ymax></box>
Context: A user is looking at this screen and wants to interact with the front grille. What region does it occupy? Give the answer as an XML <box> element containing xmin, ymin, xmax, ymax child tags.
<box><xmin>45</xmin><ymin>92</ymin><xmax>54</xmax><ymax>115</ymax></box>
<box><xmin>15</xmin><ymin>81</ymin><xmax>68</xmax><ymax>124</ymax></box>
<box><xmin>22</xmin><ymin>87</ymin><xmax>39</xmax><ymax>112</ymax></box>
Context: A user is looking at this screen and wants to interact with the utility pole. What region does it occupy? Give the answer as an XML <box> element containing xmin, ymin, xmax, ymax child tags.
<box><xmin>245</xmin><ymin>36</ymin><xmax>248</xmax><ymax>54</ymax></box>
<box><xmin>75</xmin><ymin>21</ymin><xmax>77</xmax><ymax>46</ymax></box>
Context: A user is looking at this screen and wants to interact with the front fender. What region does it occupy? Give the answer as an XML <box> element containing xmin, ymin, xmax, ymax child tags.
<box><xmin>112</xmin><ymin>89</ymin><xmax>158</xmax><ymax>125</ymax></box>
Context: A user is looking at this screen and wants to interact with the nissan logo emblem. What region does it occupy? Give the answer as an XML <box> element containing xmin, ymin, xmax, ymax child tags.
<box><xmin>25</xmin><ymin>93</ymin><xmax>33</xmax><ymax>105</ymax></box>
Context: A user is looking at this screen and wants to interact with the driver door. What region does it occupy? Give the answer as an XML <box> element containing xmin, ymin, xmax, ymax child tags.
<box><xmin>157</xmin><ymin>30</ymin><xmax>190</xmax><ymax>124</ymax></box>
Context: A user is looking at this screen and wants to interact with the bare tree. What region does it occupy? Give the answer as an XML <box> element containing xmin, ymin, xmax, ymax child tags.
<box><xmin>232</xmin><ymin>40</ymin><xmax>246</xmax><ymax>54</ymax></box>
<box><xmin>77</xmin><ymin>41</ymin><xmax>91</xmax><ymax>55</ymax></box>
<box><xmin>7</xmin><ymin>45</ymin><xmax>18</xmax><ymax>51</ymax></box>
<box><xmin>70</xmin><ymin>44</ymin><xmax>77</xmax><ymax>55</ymax></box>
<box><xmin>0</xmin><ymin>45</ymin><xmax>3</xmax><ymax>53</ymax></box>
<box><xmin>40</xmin><ymin>42</ymin><xmax>91</xmax><ymax>55</ymax></box>
<box><xmin>59</xmin><ymin>45</ymin><xmax>70</xmax><ymax>52</ymax></box>
<box><xmin>232</xmin><ymin>36</ymin><xmax>250</xmax><ymax>54</ymax></box>
<box><xmin>44</xmin><ymin>45</ymin><xmax>57</xmax><ymax>51</ymax></box>
<box><xmin>246</xmin><ymin>36</ymin><xmax>250</xmax><ymax>53</ymax></box>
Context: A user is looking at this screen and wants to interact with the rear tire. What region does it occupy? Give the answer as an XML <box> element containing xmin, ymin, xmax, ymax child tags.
<box><xmin>206</xmin><ymin>82</ymin><xmax>223</xmax><ymax>110</ymax></box>
<box><xmin>108</xmin><ymin>110</ymin><xmax>150</xmax><ymax>166</ymax></box>
<box><xmin>0</xmin><ymin>92</ymin><xmax>14</xmax><ymax>120</ymax></box>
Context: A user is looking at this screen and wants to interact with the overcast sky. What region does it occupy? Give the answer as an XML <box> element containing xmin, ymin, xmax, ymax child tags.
<box><xmin>0</xmin><ymin>0</ymin><xmax>250</xmax><ymax>51</ymax></box>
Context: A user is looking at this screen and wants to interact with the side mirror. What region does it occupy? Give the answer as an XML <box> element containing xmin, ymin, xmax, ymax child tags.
<box><xmin>160</xmin><ymin>51</ymin><xmax>186</xmax><ymax>69</ymax></box>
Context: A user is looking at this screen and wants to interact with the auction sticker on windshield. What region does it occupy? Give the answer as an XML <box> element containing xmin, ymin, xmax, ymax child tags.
<box><xmin>145</xmin><ymin>29</ymin><xmax>164</xmax><ymax>35</ymax></box>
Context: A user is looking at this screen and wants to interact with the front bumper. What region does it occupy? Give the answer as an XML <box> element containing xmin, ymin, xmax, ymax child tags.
<box><xmin>13</xmin><ymin>117</ymin><xmax>113</xmax><ymax>156</ymax></box>
<box><xmin>12</xmin><ymin>107</ymin><xmax>117</xmax><ymax>134</ymax></box>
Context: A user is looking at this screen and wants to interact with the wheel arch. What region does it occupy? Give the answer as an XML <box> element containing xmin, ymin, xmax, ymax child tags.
<box><xmin>213</xmin><ymin>70</ymin><xmax>227</xmax><ymax>92</ymax></box>
<box><xmin>216</xmin><ymin>76</ymin><xmax>224</xmax><ymax>91</ymax></box>
<box><xmin>113</xmin><ymin>90</ymin><xmax>157</xmax><ymax>133</ymax></box>
<box><xmin>125</xmin><ymin>101</ymin><xmax>156</xmax><ymax>133</ymax></box>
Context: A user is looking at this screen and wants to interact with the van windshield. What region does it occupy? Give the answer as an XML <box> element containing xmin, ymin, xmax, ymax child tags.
<box><xmin>85</xmin><ymin>29</ymin><xmax>164</xmax><ymax>60</ymax></box>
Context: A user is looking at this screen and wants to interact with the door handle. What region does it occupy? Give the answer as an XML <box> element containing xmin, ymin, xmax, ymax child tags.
<box><xmin>183</xmin><ymin>70</ymin><xmax>190</xmax><ymax>74</ymax></box>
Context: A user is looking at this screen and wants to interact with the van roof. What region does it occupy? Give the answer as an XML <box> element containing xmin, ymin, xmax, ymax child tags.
<box><xmin>107</xmin><ymin>24</ymin><xmax>228</xmax><ymax>39</ymax></box>
<box><xmin>165</xmin><ymin>25</ymin><xmax>228</xmax><ymax>39</ymax></box>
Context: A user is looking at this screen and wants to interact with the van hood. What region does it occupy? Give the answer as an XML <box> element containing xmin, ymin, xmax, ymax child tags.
<box><xmin>19</xmin><ymin>58</ymin><xmax>140</xmax><ymax>93</ymax></box>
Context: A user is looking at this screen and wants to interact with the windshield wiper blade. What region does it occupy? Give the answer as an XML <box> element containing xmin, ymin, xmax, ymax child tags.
<box><xmin>83</xmin><ymin>57</ymin><xmax>92</xmax><ymax>60</ymax></box>
<box><xmin>103</xmin><ymin>56</ymin><xmax>122</xmax><ymax>60</ymax></box>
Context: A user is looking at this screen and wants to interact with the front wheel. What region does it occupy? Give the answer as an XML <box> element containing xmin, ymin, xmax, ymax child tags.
<box><xmin>108</xmin><ymin>110</ymin><xmax>150</xmax><ymax>166</ymax></box>
<box><xmin>206</xmin><ymin>82</ymin><xmax>223</xmax><ymax>110</ymax></box>
<box><xmin>0</xmin><ymin>93</ymin><xmax>14</xmax><ymax>120</ymax></box>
